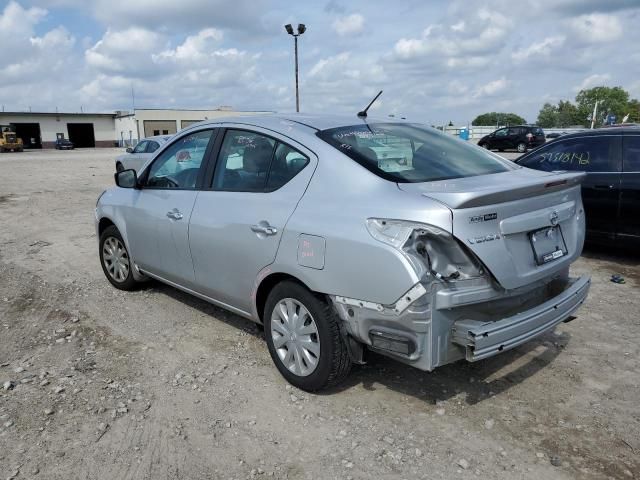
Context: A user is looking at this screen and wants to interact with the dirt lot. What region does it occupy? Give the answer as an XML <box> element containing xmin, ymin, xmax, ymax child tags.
<box><xmin>0</xmin><ymin>148</ymin><xmax>638</xmax><ymax>480</ymax></box>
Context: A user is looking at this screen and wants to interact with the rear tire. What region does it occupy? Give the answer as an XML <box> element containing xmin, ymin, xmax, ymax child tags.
<box><xmin>516</xmin><ymin>142</ymin><xmax>527</xmax><ymax>153</ymax></box>
<box><xmin>264</xmin><ymin>281</ymin><xmax>351</xmax><ymax>391</ymax></box>
<box><xmin>99</xmin><ymin>225</ymin><xmax>139</xmax><ymax>291</ymax></box>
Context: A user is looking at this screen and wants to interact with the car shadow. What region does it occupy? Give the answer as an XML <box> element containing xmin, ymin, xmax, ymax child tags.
<box><xmin>323</xmin><ymin>331</ymin><xmax>568</xmax><ymax>405</ymax></box>
<box><xmin>581</xmin><ymin>243</ymin><xmax>640</xmax><ymax>284</ymax></box>
<box><xmin>145</xmin><ymin>280</ymin><xmax>568</xmax><ymax>405</ymax></box>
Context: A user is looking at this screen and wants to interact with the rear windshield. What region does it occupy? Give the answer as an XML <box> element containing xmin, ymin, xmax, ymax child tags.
<box><xmin>317</xmin><ymin>123</ymin><xmax>512</xmax><ymax>183</ymax></box>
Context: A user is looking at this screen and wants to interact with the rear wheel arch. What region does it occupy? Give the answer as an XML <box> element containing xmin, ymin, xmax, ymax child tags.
<box><xmin>255</xmin><ymin>272</ymin><xmax>316</xmax><ymax>323</ymax></box>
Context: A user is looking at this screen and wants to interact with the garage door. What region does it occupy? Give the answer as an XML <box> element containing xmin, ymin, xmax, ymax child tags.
<box><xmin>67</xmin><ymin>123</ymin><xmax>95</xmax><ymax>148</ymax></box>
<box><xmin>12</xmin><ymin>123</ymin><xmax>42</xmax><ymax>149</ymax></box>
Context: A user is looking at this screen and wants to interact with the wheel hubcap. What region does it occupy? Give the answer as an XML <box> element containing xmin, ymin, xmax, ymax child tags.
<box><xmin>270</xmin><ymin>298</ymin><xmax>320</xmax><ymax>377</ymax></box>
<box><xmin>102</xmin><ymin>236</ymin><xmax>130</xmax><ymax>282</ymax></box>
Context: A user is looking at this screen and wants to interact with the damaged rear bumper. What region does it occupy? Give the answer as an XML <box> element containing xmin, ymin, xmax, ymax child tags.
<box><xmin>451</xmin><ymin>275</ymin><xmax>590</xmax><ymax>361</ymax></box>
<box><xmin>331</xmin><ymin>273</ymin><xmax>590</xmax><ymax>372</ymax></box>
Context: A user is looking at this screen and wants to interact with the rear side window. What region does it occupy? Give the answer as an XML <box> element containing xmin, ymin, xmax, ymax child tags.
<box><xmin>519</xmin><ymin>136</ymin><xmax>620</xmax><ymax>172</ymax></box>
<box><xmin>317</xmin><ymin>123</ymin><xmax>511</xmax><ymax>183</ymax></box>
<box><xmin>623</xmin><ymin>135</ymin><xmax>640</xmax><ymax>172</ymax></box>
<box><xmin>267</xmin><ymin>143</ymin><xmax>309</xmax><ymax>191</ymax></box>
<box><xmin>213</xmin><ymin>129</ymin><xmax>309</xmax><ymax>192</ymax></box>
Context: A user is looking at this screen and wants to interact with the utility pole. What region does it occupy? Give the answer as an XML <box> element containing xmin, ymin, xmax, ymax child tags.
<box><xmin>284</xmin><ymin>24</ymin><xmax>306</xmax><ymax>112</ymax></box>
<box><xmin>590</xmin><ymin>99</ymin><xmax>599</xmax><ymax>129</ymax></box>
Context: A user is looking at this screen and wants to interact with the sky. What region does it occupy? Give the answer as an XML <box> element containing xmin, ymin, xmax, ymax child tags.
<box><xmin>1</xmin><ymin>0</ymin><xmax>639</xmax><ymax>125</ymax></box>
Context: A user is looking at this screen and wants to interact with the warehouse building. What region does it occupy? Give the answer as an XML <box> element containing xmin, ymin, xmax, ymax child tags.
<box><xmin>0</xmin><ymin>112</ymin><xmax>117</xmax><ymax>148</ymax></box>
<box><xmin>115</xmin><ymin>107</ymin><xmax>268</xmax><ymax>147</ymax></box>
<box><xmin>0</xmin><ymin>107</ymin><xmax>270</xmax><ymax>149</ymax></box>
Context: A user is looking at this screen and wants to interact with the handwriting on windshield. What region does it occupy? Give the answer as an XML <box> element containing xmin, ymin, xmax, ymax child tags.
<box><xmin>540</xmin><ymin>151</ymin><xmax>590</xmax><ymax>165</ymax></box>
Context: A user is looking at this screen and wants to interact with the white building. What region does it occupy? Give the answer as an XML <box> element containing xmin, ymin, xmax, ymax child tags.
<box><xmin>0</xmin><ymin>107</ymin><xmax>270</xmax><ymax>149</ymax></box>
<box><xmin>116</xmin><ymin>108</ymin><xmax>271</xmax><ymax>146</ymax></box>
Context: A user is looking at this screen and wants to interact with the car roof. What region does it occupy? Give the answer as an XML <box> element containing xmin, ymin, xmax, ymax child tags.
<box><xmin>143</xmin><ymin>135</ymin><xmax>172</xmax><ymax>143</ymax></box>
<box><xmin>190</xmin><ymin>113</ymin><xmax>409</xmax><ymax>132</ymax></box>
<box><xmin>552</xmin><ymin>126</ymin><xmax>640</xmax><ymax>140</ymax></box>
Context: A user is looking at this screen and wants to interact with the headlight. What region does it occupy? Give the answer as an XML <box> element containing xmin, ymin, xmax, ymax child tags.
<box><xmin>366</xmin><ymin>218</ymin><xmax>485</xmax><ymax>281</ymax></box>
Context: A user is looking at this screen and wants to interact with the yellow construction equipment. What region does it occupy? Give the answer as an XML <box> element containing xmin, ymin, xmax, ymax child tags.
<box><xmin>0</xmin><ymin>126</ymin><xmax>24</xmax><ymax>152</ymax></box>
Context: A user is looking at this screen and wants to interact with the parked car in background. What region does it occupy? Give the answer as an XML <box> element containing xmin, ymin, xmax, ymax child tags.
<box><xmin>115</xmin><ymin>135</ymin><xmax>172</xmax><ymax>172</ymax></box>
<box><xmin>478</xmin><ymin>125</ymin><xmax>545</xmax><ymax>153</ymax></box>
<box><xmin>96</xmin><ymin>114</ymin><xmax>589</xmax><ymax>391</ymax></box>
<box><xmin>516</xmin><ymin>126</ymin><xmax>640</xmax><ymax>244</ymax></box>
<box><xmin>55</xmin><ymin>138</ymin><xmax>74</xmax><ymax>150</ymax></box>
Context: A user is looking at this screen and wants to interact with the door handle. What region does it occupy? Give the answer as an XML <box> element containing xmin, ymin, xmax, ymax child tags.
<box><xmin>251</xmin><ymin>224</ymin><xmax>278</xmax><ymax>236</ymax></box>
<box><xmin>593</xmin><ymin>184</ymin><xmax>614</xmax><ymax>190</ymax></box>
<box><xmin>166</xmin><ymin>209</ymin><xmax>183</xmax><ymax>220</ymax></box>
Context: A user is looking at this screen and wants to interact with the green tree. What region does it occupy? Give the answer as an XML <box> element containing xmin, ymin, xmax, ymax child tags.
<box><xmin>575</xmin><ymin>86</ymin><xmax>630</xmax><ymax>127</ymax></box>
<box><xmin>625</xmin><ymin>99</ymin><xmax>640</xmax><ymax>123</ymax></box>
<box><xmin>536</xmin><ymin>103</ymin><xmax>558</xmax><ymax>128</ymax></box>
<box><xmin>471</xmin><ymin>112</ymin><xmax>526</xmax><ymax>126</ymax></box>
<box><xmin>556</xmin><ymin>100</ymin><xmax>580</xmax><ymax>127</ymax></box>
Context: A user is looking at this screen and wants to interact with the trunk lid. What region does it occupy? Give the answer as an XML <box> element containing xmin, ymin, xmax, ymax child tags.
<box><xmin>398</xmin><ymin>168</ymin><xmax>586</xmax><ymax>290</ymax></box>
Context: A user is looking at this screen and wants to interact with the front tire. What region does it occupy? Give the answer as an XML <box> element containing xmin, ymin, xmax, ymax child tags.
<box><xmin>116</xmin><ymin>162</ymin><xmax>124</xmax><ymax>173</ymax></box>
<box><xmin>264</xmin><ymin>281</ymin><xmax>351</xmax><ymax>391</ymax></box>
<box><xmin>99</xmin><ymin>225</ymin><xmax>138</xmax><ymax>290</ymax></box>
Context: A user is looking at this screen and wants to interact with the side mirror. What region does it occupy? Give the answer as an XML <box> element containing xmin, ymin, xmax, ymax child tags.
<box><xmin>115</xmin><ymin>169</ymin><xmax>138</xmax><ymax>189</ymax></box>
<box><xmin>125</xmin><ymin>147</ymin><xmax>133</xmax><ymax>153</ymax></box>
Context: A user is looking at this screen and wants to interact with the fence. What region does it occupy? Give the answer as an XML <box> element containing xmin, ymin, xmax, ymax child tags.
<box><xmin>441</xmin><ymin>125</ymin><xmax>588</xmax><ymax>142</ymax></box>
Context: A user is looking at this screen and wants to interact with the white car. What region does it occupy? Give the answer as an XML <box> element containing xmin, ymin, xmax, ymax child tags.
<box><xmin>115</xmin><ymin>135</ymin><xmax>172</xmax><ymax>172</ymax></box>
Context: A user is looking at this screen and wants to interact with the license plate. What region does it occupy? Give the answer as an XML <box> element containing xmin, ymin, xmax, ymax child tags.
<box><xmin>529</xmin><ymin>225</ymin><xmax>568</xmax><ymax>265</ymax></box>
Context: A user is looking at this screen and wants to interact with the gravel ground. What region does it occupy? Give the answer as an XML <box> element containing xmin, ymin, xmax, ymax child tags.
<box><xmin>0</xmin><ymin>148</ymin><xmax>638</xmax><ymax>480</ymax></box>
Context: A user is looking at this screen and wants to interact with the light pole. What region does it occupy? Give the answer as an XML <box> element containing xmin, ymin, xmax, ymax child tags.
<box><xmin>285</xmin><ymin>23</ymin><xmax>306</xmax><ymax>112</ymax></box>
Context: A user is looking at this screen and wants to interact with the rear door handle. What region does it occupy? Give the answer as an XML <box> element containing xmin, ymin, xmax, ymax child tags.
<box><xmin>166</xmin><ymin>209</ymin><xmax>183</xmax><ymax>220</ymax></box>
<box><xmin>593</xmin><ymin>184</ymin><xmax>614</xmax><ymax>190</ymax></box>
<box><xmin>251</xmin><ymin>224</ymin><xmax>278</xmax><ymax>236</ymax></box>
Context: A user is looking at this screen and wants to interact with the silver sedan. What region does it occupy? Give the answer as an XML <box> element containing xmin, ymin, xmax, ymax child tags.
<box><xmin>95</xmin><ymin>114</ymin><xmax>590</xmax><ymax>391</ymax></box>
<box><xmin>115</xmin><ymin>135</ymin><xmax>172</xmax><ymax>173</ymax></box>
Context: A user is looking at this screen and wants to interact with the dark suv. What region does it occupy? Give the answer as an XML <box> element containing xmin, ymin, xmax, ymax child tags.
<box><xmin>478</xmin><ymin>125</ymin><xmax>545</xmax><ymax>153</ymax></box>
<box><xmin>515</xmin><ymin>127</ymin><xmax>640</xmax><ymax>244</ymax></box>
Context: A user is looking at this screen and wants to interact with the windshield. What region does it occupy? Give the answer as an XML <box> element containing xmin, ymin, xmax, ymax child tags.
<box><xmin>317</xmin><ymin>123</ymin><xmax>513</xmax><ymax>183</ymax></box>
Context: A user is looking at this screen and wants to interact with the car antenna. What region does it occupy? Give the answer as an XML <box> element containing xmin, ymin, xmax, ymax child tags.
<box><xmin>357</xmin><ymin>90</ymin><xmax>383</xmax><ymax>118</ymax></box>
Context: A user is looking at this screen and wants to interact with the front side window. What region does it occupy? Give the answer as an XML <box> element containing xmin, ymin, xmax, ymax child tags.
<box><xmin>133</xmin><ymin>141</ymin><xmax>147</xmax><ymax>153</ymax></box>
<box><xmin>146</xmin><ymin>141</ymin><xmax>160</xmax><ymax>153</ymax></box>
<box><xmin>494</xmin><ymin>128</ymin><xmax>508</xmax><ymax>137</ymax></box>
<box><xmin>624</xmin><ymin>135</ymin><xmax>640</xmax><ymax>172</ymax></box>
<box><xmin>317</xmin><ymin>123</ymin><xmax>511</xmax><ymax>183</ymax></box>
<box><xmin>518</xmin><ymin>136</ymin><xmax>619</xmax><ymax>172</ymax></box>
<box><xmin>145</xmin><ymin>129</ymin><xmax>214</xmax><ymax>189</ymax></box>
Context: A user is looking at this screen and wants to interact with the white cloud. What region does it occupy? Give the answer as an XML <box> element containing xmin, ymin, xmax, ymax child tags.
<box><xmin>568</xmin><ymin>13</ymin><xmax>623</xmax><ymax>43</ymax></box>
<box><xmin>332</xmin><ymin>13</ymin><xmax>365</xmax><ymax>36</ymax></box>
<box><xmin>392</xmin><ymin>8</ymin><xmax>512</xmax><ymax>65</ymax></box>
<box><xmin>473</xmin><ymin>77</ymin><xmax>508</xmax><ymax>97</ymax></box>
<box><xmin>154</xmin><ymin>28</ymin><xmax>224</xmax><ymax>61</ymax></box>
<box><xmin>574</xmin><ymin>73</ymin><xmax>612</xmax><ymax>91</ymax></box>
<box><xmin>511</xmin><ymin>36</ymin><xmax>565</xmax><ymax>63</ymax></box>
<box><xmin>0</xmin><ymin>1</ymin><xmax>76</xmax><ymax>101</ymax></box>
<box><xmin>85</xmin><ymin>27</ymin><xmax>164</xmax><ymax>75</ymax></box>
